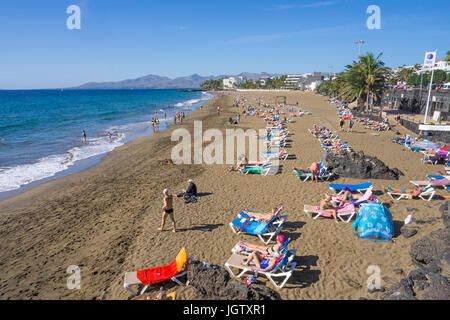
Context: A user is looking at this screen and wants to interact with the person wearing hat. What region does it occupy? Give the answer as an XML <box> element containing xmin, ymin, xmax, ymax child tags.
<box><xmin>241</xmin><ymin>235</ymin><xmax>288</xmax><ymax>272</ymax></box>
<box><xmin>177</xmin><ymin>179</ymin><xmax>197</xmax><ymax>203</ymax></box>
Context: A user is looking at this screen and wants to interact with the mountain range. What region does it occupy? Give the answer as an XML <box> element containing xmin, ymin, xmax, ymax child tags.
<box><xmin>70</xmin><ymin>72</ymin><xmax>277</xmax><ymax>90</ymax></box>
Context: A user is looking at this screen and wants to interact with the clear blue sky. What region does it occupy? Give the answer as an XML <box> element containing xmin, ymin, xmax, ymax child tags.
<box><xmin>1</xmin><ymin>0</ymin><xmax>449</xmax><ymax>89</ymax></box>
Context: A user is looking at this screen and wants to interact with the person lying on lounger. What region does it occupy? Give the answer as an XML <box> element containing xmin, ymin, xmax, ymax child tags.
<box><xmin>241</xmin><ymin>247</ymin><xmax>284</xmax><ymax>272</ymax></box>
<box><xmin>385</xmin><ymin>186</ymin><xmax>425</xmax><ymax>197</ymax></box>
<box><xmin>237</xmin><ymin>235</ymin><xmax>287</xmax><ymax>259</ymax></box>
<box><xmin>228</xmin><ymin>155</ymin><xmax>249</xmax><ymax>172</ymax></box>
<box><xmin>293</xmin><ymin>162</ymin><xmax>319</xmax><ymax>182</ymax></box>
<box><xmin>320</xmin><ymin>194</ymin><xmax>338</xmax><ymax>224</ymax></box>
<box><xmin>241</xmin><ymin>207</ymin><xmax>277</xmax><ymax>222</ymax></box>
<box><xmin>332</xmin><ymin>187</ymin><xmax>364</xmax><ymax>205</ymax></box>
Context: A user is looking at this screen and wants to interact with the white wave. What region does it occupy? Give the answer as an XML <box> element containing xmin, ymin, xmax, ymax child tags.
<box><xmin>0</xmin><ymin>134</ymin><xmax>125</xmax><ymax>193</ymax></box>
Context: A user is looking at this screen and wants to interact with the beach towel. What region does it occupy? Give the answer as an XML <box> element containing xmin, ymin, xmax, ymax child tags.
<box><xmin>239</xmin><ymin>219</ymin><xmax>253</xmax><ymax>233</ymax></box>
<box><xmin>352</xmin><ymin>203</ymin><xmax>393</xmax><ymax>242</ymax></box>
<box><xmin>136</xmin><ymin>248</ymin><xmax>188</xmax><ymax>285</ymax></box>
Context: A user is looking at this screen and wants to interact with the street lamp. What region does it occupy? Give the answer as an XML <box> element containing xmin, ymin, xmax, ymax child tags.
<box><xmin>354</xmin><ymin>40</ymin><xmax>365</xmax><ymax>57</ymax></box>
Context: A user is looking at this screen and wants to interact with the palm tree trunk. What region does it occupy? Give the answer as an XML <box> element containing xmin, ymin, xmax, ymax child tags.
<box><xmin>366</xmin><ymin>84</ymin><xmax>370</xmax><ymax>112</ymax></box>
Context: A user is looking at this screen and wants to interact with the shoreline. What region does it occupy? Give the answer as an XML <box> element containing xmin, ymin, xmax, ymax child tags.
<box><xmin>0</xmin><ymin>90</ymin><xmax>447</xmax><ymax>300</ymax></box>
<box><xmin>0</xmin><ymin>91</ymin><xmax>214</xmax><ymax>202</ymax></box>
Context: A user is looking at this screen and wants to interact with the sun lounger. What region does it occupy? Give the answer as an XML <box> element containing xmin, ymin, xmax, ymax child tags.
<box><xmin>124</xmin><ymin>247</ymin><xmax>189</xmax><ymax>296</ymax></box>
<box><xmin>239</xmin><ymin>163</ymin><xmax>273</xmax><ymax>175</ymax></box>
<box><xmin>224</xmin><ymin>249</ymin><xmax>297</xmax><ymax>289</ymax></box>
<box><xmin>229</xmin><ymin>212</ymin><xmax>288</xmax><ymax>244</ymax></box>
<box><xmin>329</xmin><ymin>182</ymin><xmax>373</xmax><ymax>194</ymax></box>
<box><xmin>387</xmin><ymin>185</ymin><xmax>435</xmax><ymax>201</ymax></box>
<box><xmin>410</xmin><ymin>178</ymin><xmax>450</xmax><ymax>188</ymax></box>
<box><xmin>303</xmin><ymin>203</ymin><xmax>356</xmax><ymax>222</ymax></box>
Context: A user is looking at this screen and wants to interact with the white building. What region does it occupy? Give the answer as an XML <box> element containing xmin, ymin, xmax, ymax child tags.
<box><xmin>223</xmin><ymin>77</ymin><xmax>236</xmax><ymax>89</ymax></box>
<box><xmin>434</xmin><ymin>58</ymin><xmax>450</xmax><ymax>72</ymax></box>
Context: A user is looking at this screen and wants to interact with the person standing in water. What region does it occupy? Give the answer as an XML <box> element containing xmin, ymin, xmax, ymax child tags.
<box><xmin>158</xmin><ymin>189</ymin><xmax>176</xmax><ymax>233</ymax></box>
<box><xmin>82</xmin><ymin>130</ymin><xmax>87</xmax><ymax>143</ymax></box>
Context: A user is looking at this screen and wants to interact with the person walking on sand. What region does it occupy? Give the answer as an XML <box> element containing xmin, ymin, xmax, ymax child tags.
<box><xmin>82</xmin><ymin>130</ymin><xmax>87</xmax><ymax>143</ymax></box>
<box><xmin>158</xmin><ymin>189</ymin><xmax>176</xmax><ymax>232</ymax></box>
<box><xmin>217</xmin><ymin>106</ymin><xmax>220</xmax><ymax>116</ymax></box>
<box><xmin>348</xmin><ymin>118</ymin><xmax>354</xmax><ymax>133</ymax></box>
<box><xmin>339</xmin><ymin>117</ymin><xmax>345</xmax><ymax>131</ymax></box>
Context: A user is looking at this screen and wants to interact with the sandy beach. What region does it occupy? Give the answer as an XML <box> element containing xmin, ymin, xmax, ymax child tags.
<box><xmin>0</xmin><ymin>91</ymin><xmax>447</xmax><ymax>300</ymax></box>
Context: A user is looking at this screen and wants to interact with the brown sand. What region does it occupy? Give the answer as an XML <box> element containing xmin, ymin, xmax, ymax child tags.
<box><xmin>0</xmin><ymin>91</ymin><xmax>446</xmax><ymax>300</ymax></box>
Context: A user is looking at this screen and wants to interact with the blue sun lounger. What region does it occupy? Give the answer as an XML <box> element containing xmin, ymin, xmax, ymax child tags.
<box><xmin>229</xmin><ymin>212</ymin><xmax>288</xmax><ymax>244</ymax></box>
<box><xmin>329</xmin><ymin>182</ymin><xmax>373</xmax><ymax>194</ymax></box>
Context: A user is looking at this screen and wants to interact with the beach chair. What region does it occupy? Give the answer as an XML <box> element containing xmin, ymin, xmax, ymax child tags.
<box><xmin>410</xmin><ymin>178</ymin><xmax>449</xmax><ymax>188</ymax></box>
<box><xmin>224</xmin><ymin>249</ymin><xmax>297</xmax><ymax>289</ymax></box>
<box><xmin>329</xmin><ymin>182</ymin><xmax>373</xmax><ymax>195</ymax></box>
<box><xmin>239</xmin><ymin>163</ymin><xmax>273</xmax><ymax>175</ymax></box>
<box><xmin>229</xmin><ymin>212</ymin><xmax>288</xmax><ymax>244</ymax></box>
<box><xmin>123</xmin><ymin>247</ymin><xmax>189</xmax><ymax>296</ymax></box>
<box><xmin>387</xmin><ymin>185</ymin><xmax>435</xmax><ymax>201</ymax></box>
<box><xmin>303</xmin><ymin>203</ymin><xmax>356</xmax><ymax>222</ymax></box>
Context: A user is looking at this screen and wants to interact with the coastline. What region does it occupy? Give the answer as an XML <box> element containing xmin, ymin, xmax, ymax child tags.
<box><xmin>0</xmin><ymin>91</ymin><xmax>214</xmax><ymax>201</ymax></box>
<box><xmin>0</xmin><ymin>91</ymin><xmax>447</xmax><ymax>300</ymax></box>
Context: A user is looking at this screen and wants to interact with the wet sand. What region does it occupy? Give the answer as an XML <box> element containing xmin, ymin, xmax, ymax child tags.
<box><xmin>0</xmin><ymin>91</ymin><xmax>446</xmax><ymax>300</ymax></box>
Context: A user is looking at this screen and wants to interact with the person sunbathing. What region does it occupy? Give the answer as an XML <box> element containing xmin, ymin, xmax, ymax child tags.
<box><xmin>228</xmin><ymin>155</ymin><xmax>249</xmax><ymax>172</ymax></box>
<box><xmin>241</xmin><ymin>207</ymin><xmax>277</xmax><ymax>222</ymax></box>
<box><xmin>293</xmin><ymin>162</ymin><xmax>319</xmax><ymax>182</ymax></box>
<box><xmin>385</xmin><ymin>186</ymin><xmax>425</xmax><ymax>197</ymax></box>
<box><xmin>236</xmin><ymin>235</ymin><xmax>287</xmax><ymax>259</ymax></box>
<box><xmin>241</xmin><ymin>247</ymin><xmax>284</xmax><ymax>272</ymax></box>
<box><xmin>320</xmin><ymin>194</ymin><xmax>338</xmax><ymax>224</ymax></box>
<box><xmin>333</xmin><ymin>187</ymin><xmax>363</xmax><ymax>205</ymax></box>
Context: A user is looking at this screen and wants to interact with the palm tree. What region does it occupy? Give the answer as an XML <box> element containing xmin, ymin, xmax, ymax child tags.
<box><xmin>355</xmin><ymin>53</ymin><xmax>389</xmax><ymax>111</ymax></box>
<box><xmin>446</xmin><ymin>50</ymin><xmax>450</xmax><ymax>62</ymax></box>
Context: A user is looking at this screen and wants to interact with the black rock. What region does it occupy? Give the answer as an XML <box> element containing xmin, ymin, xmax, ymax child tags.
<box><xmin>401</xmin><ymin>226</ymin><xmax>418</xmax><ymax>238</ymax></box>
<box><xmin>440</xmin><ymin>201</ymin><xmax>450</xmax><ymax>229</ymax></box>
<box><xmin>368</xmin><ymin>287</ymin><xmax>385</xmax><ymax>294</ymax></box>
<box><xmin>410</xmin><ymin>229</ymin><xmax>450</xmax><ymax>268</ymax></box>
<box><xmin>325</xmin><ymin>150</ymin><xmax>403</xmax><ymax>180</ymax></box>
<box><xmin>186</xmin><ymin>260</ymin><xmax>281</xmax><ymax>300</ymax></box>
<box><xmin>407</xmin><ymin>269</ymin><xmax>427</xmax><ymax>282</ymax></box>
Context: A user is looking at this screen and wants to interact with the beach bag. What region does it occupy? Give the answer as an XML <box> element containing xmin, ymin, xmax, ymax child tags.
<box><xmin>352</xmin><ymin>203</ymin><xmax>393</xmax><ymax>242</ymax></box>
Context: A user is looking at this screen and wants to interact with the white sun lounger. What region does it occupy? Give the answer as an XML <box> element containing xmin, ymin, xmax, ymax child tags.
<box><xmin>224</xmin><ymin>249</ymin><xmax>297</xmax><ymax>289</ymax></box>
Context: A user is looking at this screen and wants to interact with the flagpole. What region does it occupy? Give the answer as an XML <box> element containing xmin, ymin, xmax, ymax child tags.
<box><xmin>423</xmin><ymin>49</ymin><xmax>437</xmax><ymax>124</ymax></box>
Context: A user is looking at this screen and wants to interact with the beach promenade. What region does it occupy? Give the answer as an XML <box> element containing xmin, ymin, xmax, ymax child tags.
<box><xmin>0</xmin><ymin>91</ymin><xmax>447</xmax><ymax>300</ymax></box>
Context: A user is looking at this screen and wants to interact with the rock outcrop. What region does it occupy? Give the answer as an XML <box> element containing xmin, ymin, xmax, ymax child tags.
<box><xmin>325</xmin><ymin>150</ymin><xmax>403</xmax><ymax>180</ymax></box>
<box><xmin>186</xmin><ymin>261</ymin><xmax>281</xmax><ymax>300</ymax></box>
<box><xmin>382</xmin><ymin>201</ymin><xmax>450</xmax><ymax>300</ymax></box>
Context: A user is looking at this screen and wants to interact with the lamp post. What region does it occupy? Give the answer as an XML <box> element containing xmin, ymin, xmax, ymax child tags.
<box><xmin>354</xmin><ymin>40</ymin><xmax>365</xmax><ymax>57</ymax></box>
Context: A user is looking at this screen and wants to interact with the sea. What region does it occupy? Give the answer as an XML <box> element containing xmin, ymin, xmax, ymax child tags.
<box><xmin>0</xmin><ymin>89</ymin><xmax>213</xmax><ymax>198</ymax></box>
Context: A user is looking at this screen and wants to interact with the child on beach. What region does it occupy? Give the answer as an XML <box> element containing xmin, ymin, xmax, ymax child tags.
<box><xmin>158</xmin><ymin>189</ymin><xmax>176</xmax><ymax>233</ymax></box>
<box><xmin>320</xmin><ymin>194</ymin><xmax>338</xmax><ymax>224</ymax></box>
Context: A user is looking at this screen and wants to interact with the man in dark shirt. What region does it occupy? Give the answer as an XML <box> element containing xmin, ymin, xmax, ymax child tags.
<box><xmin>177</xmin><ymin>179</ymin><xmax>198</xmax><ymax>203</ymax></box>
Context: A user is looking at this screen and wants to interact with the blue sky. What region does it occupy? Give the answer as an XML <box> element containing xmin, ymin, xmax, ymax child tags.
<box><xmin>0</xmin><ymin>0</ymin><xmax>449</xmax><ymax>89</ymax></box>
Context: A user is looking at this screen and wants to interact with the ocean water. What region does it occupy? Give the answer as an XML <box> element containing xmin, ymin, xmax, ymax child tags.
<box><xmin>0</xmin><ymin>89</ymin><xmax>213</xmax><ymax>194</ymax></box>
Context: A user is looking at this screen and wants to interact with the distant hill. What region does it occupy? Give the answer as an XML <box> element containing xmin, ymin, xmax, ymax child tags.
<box><xmin>70</xmin><ymin>72</ymin><xmax>279</xmax><ymax>90</ymax></box>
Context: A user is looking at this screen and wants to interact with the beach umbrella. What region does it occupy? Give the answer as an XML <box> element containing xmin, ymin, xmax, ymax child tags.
<box><xmin>439</xmin><ymin>146</ymin><xmax>450</xmax><ymax>152</ymax></box>
<box><xmin>412</xmin><ymin>140</ymin><xmax>440</xmax><ymax>149</ymax></box>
